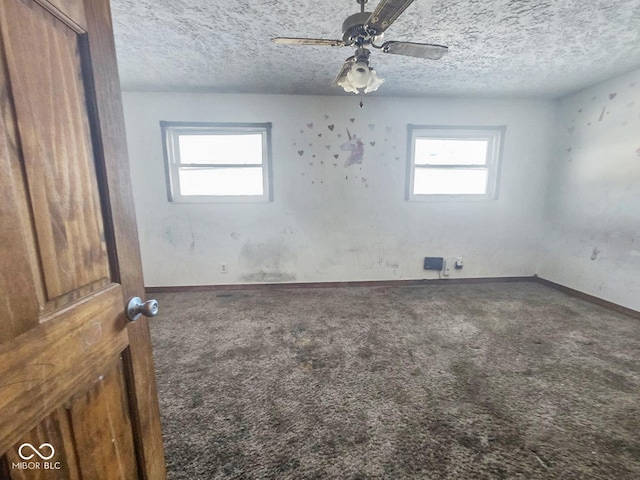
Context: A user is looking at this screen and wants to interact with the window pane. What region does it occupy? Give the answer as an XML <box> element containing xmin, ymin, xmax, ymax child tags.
<box><xmin>415</xmin><ymin>138</ymin><xmax>488</xmax><ymax>165</ymax></box>
<box><xmin>178</xmin><ymin>133</ymin><xmax>263</xmax><ymax>165</ymax></box>
<box><xmin>179</xmin><ymin>167</ymin><xmax>263</xmax><ymax>196</ymax></box>
<box><xmin>414</xmin><ymin>168</ymin><xmax>488</xmax><ymax>195</ymax></box>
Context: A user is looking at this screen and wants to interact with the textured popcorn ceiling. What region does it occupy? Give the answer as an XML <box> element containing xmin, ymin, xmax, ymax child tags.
<box><xmin>111</xmin><ymin>0</ymin><xmax>640</xmax><ymax>98</ymax></box>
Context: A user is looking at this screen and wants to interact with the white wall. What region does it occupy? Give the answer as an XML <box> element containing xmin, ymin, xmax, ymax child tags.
<box><xmin>122</xmin><ymin>92</ymin><xmax>555</xmax><ymax>287</ymax></box>
<box><xmin>538</xmin><ymin>68</ymin><xmax>640</xmax><ymax>311</ymax></box>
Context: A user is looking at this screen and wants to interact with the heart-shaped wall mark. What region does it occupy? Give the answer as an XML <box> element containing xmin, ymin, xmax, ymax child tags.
<box><xmin>328</xmin><ymin>124</ymin><xmax>334</xmax><ymax>131</ymax></box>
<box><xmin>370</xmin><ymin>141</ymin><xmax>376</xmax><ymax>147</ymax></box>
<box><xmin>298</xmin><ymin>150</ymin><xmax>304</xmax><ymax>156</ymax></box>
<box><xmin>307</xmin><ymin>122</ymin><xmax>314</xmax><ymax>129</ymax></box>
<box><xmin>350</xmin><ymin>118</ymin><xmax>355</xmax><ymax>123</ymax></box>
<box><xmin>334</xmin><ymin>154</ymin><xmax>339</xmax><ymax>159</ymax></box>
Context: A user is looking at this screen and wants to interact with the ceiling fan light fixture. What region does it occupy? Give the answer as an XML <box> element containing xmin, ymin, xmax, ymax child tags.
<box><xmin>364</xmin><ymin>68</ymin><xmax>384</xmax><ymax>93</ymax></box>
<box><xmin>338</xmin><ymin>61</ymin><xmax>384</xmax><ymax>94</ymax></box>
<box><xmin>347</xmin><ymin>61</ymin><xmax>372</xmax><ymax>88</ymax></box>
<box><xmin>337</xmin><ymin>75</ymin><xmax>361</xmax><ymax>94</ymax></box>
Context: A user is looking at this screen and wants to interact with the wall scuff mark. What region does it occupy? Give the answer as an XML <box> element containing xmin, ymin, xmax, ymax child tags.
<box><xmin>238</xmin><ymin>240</ymin><xmax>297</xmax><ymax>283</ymax></box>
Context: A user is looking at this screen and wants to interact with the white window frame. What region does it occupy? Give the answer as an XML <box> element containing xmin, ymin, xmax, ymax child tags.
<box><xmin>161</xmin><ymin>121</ymin><xmax>273</xmax><ymax>203</ymax></box>
<box><xmin>407</xmin><ymin>125</ymin><xmax>505</xmax><ymax>201</ymax></box>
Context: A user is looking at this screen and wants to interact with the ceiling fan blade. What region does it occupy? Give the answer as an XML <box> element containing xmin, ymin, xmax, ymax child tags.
<box><xmin>331</xmin><ymin>59</ymin><xmax>353</xmax><ymax>87</ymax></box>
<box><xmin>365</xmin><ymin>0</ymin><xmax>416</xmax><ymax>35</ymax></box>
<box><xmin>381</xmin><ymin>41</ymin><xmax>448</xmax><ymax>60</ymax></box>
<box><xmin>271</xmin><ymin>37</ymin><xmax>345</xmax><ymax>47</ymax></box>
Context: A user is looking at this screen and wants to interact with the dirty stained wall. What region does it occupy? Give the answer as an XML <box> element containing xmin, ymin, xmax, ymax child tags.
<box><xmin>538</xmin><ymin>68</ymin><xmax>640</xmax><ymax>311</ymax></box>
<box><xmin>122</xmin><ymin>92</ymin><xmax>555</xmax><ymax>287</ymax></box>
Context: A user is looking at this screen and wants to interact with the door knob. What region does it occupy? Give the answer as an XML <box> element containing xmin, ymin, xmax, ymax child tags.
<box><xmin>126</xmin><ymin>297</ymin><xmax>159</xmax><ymax>322</ymax></box>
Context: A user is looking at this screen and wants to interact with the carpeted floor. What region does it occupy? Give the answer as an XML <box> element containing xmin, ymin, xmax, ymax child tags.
<box><xmin>149</xmin><ymin>281</ymin><xmax>640</xmax><ymax>479</ymax></box>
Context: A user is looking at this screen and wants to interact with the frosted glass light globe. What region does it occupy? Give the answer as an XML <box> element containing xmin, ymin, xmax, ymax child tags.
<box><xmin>347</xmin><ymin>61</ymin><xmax>371</xmax><ymax>88</ymax></box>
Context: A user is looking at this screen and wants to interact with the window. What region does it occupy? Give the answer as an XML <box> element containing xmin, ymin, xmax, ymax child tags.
<box><xmin>161</xmin><ymin>122</ymin><xmax>272</xmax><ymax>202</ymax></box>
<box><xmin>407</xmin><ymin>125</ymin><xmax>504</xmax><ymax>200</ymax></box>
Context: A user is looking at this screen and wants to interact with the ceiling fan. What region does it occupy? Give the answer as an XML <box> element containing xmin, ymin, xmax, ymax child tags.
<box><xmin>272</xmin><ymin>0</ymin><xmax>448</xmax><ymax>94</ymax></box>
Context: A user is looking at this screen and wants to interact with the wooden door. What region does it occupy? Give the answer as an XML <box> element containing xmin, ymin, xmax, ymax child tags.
<box><xmin>0</xmin><ymin>0</ymin><xmax>166</xmax><ymax>478</ymax></box>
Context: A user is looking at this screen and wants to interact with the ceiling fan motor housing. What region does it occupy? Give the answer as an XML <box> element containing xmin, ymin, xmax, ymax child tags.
<box><xmin>341</xmin><ymin>12</ymin><xmax>373</xmax><ymax>45</ymax></box>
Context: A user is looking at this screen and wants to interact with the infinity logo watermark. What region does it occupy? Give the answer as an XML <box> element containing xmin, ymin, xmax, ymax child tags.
<box><xmin>18</xmin><ymin>443</ymin><xmax>55</xmax><ymax>460</ymax></box>
<box><xmin>12</xmin><ymin>443</ymin><xmax>61</xmax><ymax>471</ymax></box>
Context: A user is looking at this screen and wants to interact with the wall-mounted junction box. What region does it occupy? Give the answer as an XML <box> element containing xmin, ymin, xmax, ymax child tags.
<box><xmin>424</xmin><ymin>257</ymin><xmax>444</xmax><ymax>270</ymax></box>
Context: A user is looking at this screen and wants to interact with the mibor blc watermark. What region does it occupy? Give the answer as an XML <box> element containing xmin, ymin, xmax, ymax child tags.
<box><xmin>12</xmin><ymin>442</ymin><xmax>62</xmax><ymax>471</ymax></box>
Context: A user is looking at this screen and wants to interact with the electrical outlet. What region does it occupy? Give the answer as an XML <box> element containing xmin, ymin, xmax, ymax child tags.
<box><xmin>220</xmin><ymin>263</ymin><xmax>228</xmax><ymax>273</ymax></box>
<box><xmin>455</xmin><ymin>257</ymin><xmax>464</xmax><ymax>269</ymax></box>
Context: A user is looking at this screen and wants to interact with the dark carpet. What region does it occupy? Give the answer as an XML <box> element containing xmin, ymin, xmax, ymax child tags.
<box><xmin>149</xmin><ymin>281</ymin><xmax>640</xmax><ymax>479</ymax></box>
